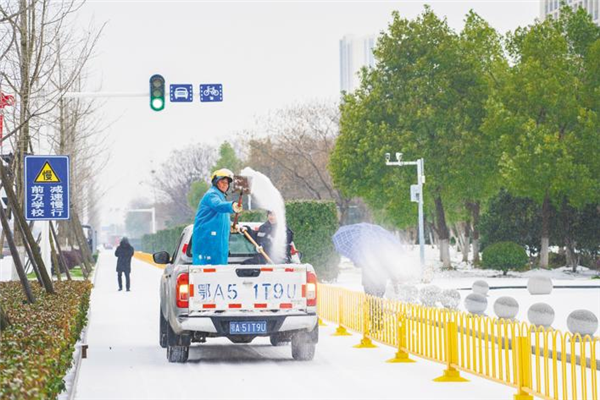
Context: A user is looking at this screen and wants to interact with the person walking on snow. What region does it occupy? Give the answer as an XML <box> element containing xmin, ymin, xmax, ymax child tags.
<box><xmin>115</xmin><ymin>237</ymin><xmax>134</xmax><ymax>291</ymax></box>
<box><xmin>192</xmin><ymin>168</ymin><xmax>242</xmax><ymax>265</ymax></box>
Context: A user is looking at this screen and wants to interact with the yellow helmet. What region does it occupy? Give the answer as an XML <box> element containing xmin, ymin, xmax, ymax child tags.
<box><xmin>211</xmin><ymin>168</ymin><xmax>234</xmax><ymax>184</ymax></box>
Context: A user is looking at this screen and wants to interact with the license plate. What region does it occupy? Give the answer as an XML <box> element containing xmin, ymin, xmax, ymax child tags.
<box><xmin>229</xmin><ymin>321</ymin><xmax>267</xmax><ymax>335</ymax></box>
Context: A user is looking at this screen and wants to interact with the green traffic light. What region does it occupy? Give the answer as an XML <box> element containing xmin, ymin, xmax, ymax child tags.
<box><xmin>149</xmin><ymin>74</ymin><xmax>165</xmax><ymax>111</ymax></box>
<box><xmin>152</xmin><ymin>98</ymin><xmax>164</xmax><ymax>110</ymax></box>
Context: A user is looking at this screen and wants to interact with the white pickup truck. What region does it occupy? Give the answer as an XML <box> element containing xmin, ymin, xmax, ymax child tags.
<box><xmin>155</xmin><ymin>223</ymin><xmax>319</xmax><ymax>363</ymax></box>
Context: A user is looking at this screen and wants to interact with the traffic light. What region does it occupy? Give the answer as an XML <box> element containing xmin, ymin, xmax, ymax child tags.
<box><xmin>149</xmin><ymin>74</ymin><xmax>165</xmax><ymax>111</ymax></box>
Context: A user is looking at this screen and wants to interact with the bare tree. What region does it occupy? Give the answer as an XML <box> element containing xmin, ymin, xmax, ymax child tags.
<box><xmin>245</xmin><ymin>101</ymin><xmax>354</xmax><ymax>223</ymax></box>
<box><xmin>153</xmin><ymin>144</ymin><xmax>217</xmax><ymax>226</ymax></box>
<box><xmin>0</xmin><ymin>0</ymin><xmax>102</xmax><ymax>206</ymax></box>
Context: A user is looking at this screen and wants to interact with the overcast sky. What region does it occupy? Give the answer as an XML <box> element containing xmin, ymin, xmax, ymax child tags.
<box><xmin>75</xmin><ymin>1</ymin><xmax>540</xmax><ymax>227</ymax></box>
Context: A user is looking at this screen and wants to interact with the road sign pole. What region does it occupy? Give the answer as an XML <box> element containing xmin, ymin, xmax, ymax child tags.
<box><xmin>417</xmin><ymin>158</ymin><xmax>425</xmax><ymax>274</ymax></box>
<box><xmin>385</xmin><ymin>154</ymin><xmax>427</xmax><ymax>281</ymax></box>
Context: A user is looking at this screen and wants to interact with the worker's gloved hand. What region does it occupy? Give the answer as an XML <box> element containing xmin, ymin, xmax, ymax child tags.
<box><xmin>238</xmin><ymin>225</ymin><xmax>248</xmax><ymax>233</ymax></box>
<box><xmin>232</xmin><ymin>202</ymin><xmax>242</xmax><ymax>213</ymax></box>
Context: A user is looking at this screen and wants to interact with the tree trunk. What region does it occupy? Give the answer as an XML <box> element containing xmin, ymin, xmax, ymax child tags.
<box><xmin>337</xmin><ymin>198</ymin><xmax>351</xmax><ymax>225</ymax></box>
<box><xmin>540</xmin><ymin>195</ymin><xmax>551</xmax><ymax>269</ymax></box>
<box><xmin>69</xmin><ymin>219</ymin><xmax>91</xmax><ymax>278</ymax></box>
<box><xmin>434</xmin><ymin>195</ymin><xmax>451</xmax><ymax>269</ymax></box>
<box><xmin>0</xmin><ymin>203</ymin><xmax>35</xmax><ymax>303</ymax></box>
<box><xmin>560</xmin><ymin>199</ymin><xmax>579</xmax><ymax>272</ymax></box>
<box><xmin>0</xmin><ymin>164</ymin><xmax>54</xmax><ymax>293</ymax></box>
<box><xmin>15</xmin><ymin>0</ymin><xmax>31</xmax><ymax>247</ymax></box>
<box><xmin>50</xmin><ymin>221</ymin><xmax>71</xmax><ymax>281</ymax></box>
<box><xmin>469</xmin><ymin>202</ymin><xmax>481</xmax><ymax>264</ymax></box>
<box><xmin>461</xmin><ymin>221</ymin><xmax>470</xmax><ymax>263</ymax></box>
<box><xmin>0</xmin><ymin>303</ymin><xmax>10</xmax><ymax>331</ymax></box>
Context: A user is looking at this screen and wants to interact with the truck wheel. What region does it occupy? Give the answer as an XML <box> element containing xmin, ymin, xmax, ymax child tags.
<box><xmin>166</xmin><ymin>320</ymin><xmax>189</xmax><ymax>363</ymax></box>
<box><xmin>291</xmin><ymin>332</ymin><xmax>315</xmax><ymax>361</ymax></box>
<box><xmin>167</xmin><ymin>345</ymin><xmax>189</xmax><ymax>363</ymax></box>
<box><xmin>159</xmin><ymin>308</ymin><xmax>168</xmax><ymax>349</ymax></box>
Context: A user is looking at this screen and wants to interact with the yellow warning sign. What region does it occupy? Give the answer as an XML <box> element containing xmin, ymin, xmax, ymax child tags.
<box><xmin>34</xmin><ymin>161</ymin><xmax>61</xmax><ymax>183</ymax></box>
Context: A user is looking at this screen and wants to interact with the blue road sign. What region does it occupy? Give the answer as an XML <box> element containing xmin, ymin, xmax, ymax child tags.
<box><xmin>24</xmin><ymin>156</ymin><xmax>70</xmax><ymax>220</ymax></box>
<box><xmin>200</xmin><ymin>84</ymin><xmax>223</xmax><ymax>102</ymax></box>
<box><xmin>169</xmin><ymin>84</ymin><xmax>193</xmax><ymax>102</ymax></box>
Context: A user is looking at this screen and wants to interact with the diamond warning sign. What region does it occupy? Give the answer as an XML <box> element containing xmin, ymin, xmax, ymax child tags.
<box><xmin>25</xmin><ymin>156</ymin><xmax>70</xmax><ymax>220</ymax></box>
<box><xmin>34</xmin><ymin>161</ymin><xmax>61</xmax><ymax>183</ymax></box>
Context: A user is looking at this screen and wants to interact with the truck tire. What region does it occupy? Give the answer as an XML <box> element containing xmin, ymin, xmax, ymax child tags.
<box><xmin>167</xmin><ymin>345</ymin><xmax>189</xmax><ymax>363</ymax></box>
<box><xmin>166</xmin><ymin>320</ymin><xmax>189</xmax><ymax>363</ymax></box>
<box><xmin>291</xmin><ymin>332</ymin><xmax>315</xmax><ymax>361</ymax></box>
<box><xmin>159</xmin><ymin>308</ymin><xmax>168</xmax><ymax>349</ymax></box>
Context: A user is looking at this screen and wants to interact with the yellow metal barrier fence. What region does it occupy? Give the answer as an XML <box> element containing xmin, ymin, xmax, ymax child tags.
<box><xmin>317</xmin><ymin>284</ymin><xmax>599</xmax><ymax>400</ymax></box>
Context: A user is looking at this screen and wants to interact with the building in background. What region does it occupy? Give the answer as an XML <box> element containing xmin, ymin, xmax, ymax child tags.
<box><xmin>540</xmin><ymin>0</ymin><xmax>599</xmax><ymax>24</ymax></box>
<box><xmin>339</xmin><ymin>34</ymin><xmax>376</xmax><ymax>93</ymax></box>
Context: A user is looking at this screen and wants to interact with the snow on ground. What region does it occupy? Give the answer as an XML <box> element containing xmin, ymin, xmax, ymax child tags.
<box><xmin>74</xmin><ymin>250</ymin><xmax>516</xmax><ymax>400</ymax></box>
<box><xmin>332</xmin><ymin>246</ymin><xmax>600</xmax><ymax>333</ymax></box>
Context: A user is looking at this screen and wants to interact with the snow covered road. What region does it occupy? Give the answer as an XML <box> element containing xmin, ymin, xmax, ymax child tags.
<box><xmin>74</xmin><ymin>251</ymin><xmax>515</xmax><ymax>400</ymax></box>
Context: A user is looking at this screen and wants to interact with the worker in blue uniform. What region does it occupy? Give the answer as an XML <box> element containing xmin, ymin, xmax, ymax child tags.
<box><xmin>192</xmin><ymin>169</ymin><xmax>242</xmax><ymax>265</ymax></box>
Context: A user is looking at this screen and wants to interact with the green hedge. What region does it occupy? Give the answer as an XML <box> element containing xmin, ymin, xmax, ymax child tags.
<box><xmin>0</xmin><ymin>281</ymin><xmax>92</xmax><ymax>399</ymax></box>
<box><xmin>141</xmin><ymin>224</ymin><xmax>188</xmax><ymax>254</ymax></box>
<box><xmin>482</xmin><ymin>241</ymin><xmax>529</xmax><ymax>275</ymax></box>
<box><xmin>285</xmin><ymin>200</ymin><xmax>340</xmax><ymax>282</ymax></box>
<box><xmin>142</xmin><ymin>202</ymin><xmax>340</xmax><ymax>281</ymax></box>
<box><xmin>238</xmin><ymin>209</ymin><xmax>267</xmax><ymax>222</ymax></box>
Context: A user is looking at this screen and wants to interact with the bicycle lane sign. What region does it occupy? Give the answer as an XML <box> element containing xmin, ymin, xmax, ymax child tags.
<box><xmin>199</xmin><ymin>84</ymin><xmax>223</xmax><ymax>102</ymax></box>
<box><xmin>24</xmin><ymin>155</ymin><xmax>70</xmax><ymax>220</ymax></box>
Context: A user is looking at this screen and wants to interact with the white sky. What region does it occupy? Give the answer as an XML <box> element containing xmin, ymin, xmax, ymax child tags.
<box><xmin>74</xmin><ymin>1</ymin><xmax>540</xmax><ymax>227</ymax></box>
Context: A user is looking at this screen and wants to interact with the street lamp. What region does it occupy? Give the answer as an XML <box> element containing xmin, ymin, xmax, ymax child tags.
<box><xmin>385</xmin><ymin>152</ymin><xmax>427</xmax><ymax>280</ymax></box>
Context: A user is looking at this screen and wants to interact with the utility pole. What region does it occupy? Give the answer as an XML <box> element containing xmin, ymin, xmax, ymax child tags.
<box><xmin>385</xmin><ymin>153</ymin><xmax>427</xmax><ymax>280</ymax></box>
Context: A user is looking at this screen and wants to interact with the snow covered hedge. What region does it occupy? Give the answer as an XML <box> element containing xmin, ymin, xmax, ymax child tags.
<box><xmin>285</xmin><ymin>200</ymin><xmax>340</xmax><ymax>281</ymax></box>
<box><xmin>0</xmin><ymin>281</ymin><xmax>92</xmax><ymax>399</ymax></box>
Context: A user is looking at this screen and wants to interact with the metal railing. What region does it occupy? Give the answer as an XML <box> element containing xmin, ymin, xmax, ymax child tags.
<box><xmin>318</xmin><ymin>284</ymin><xmax>599</xmax><ymax>400</ymax></box>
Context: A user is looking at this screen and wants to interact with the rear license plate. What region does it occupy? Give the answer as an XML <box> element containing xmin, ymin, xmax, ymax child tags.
<box><xmin>229</xmin><ymin>321</ymin><xmax>267</xmax><ymax>335</ymax></box>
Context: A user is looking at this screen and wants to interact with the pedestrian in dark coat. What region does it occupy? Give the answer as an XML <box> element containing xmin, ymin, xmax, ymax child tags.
<box><xmin>115</xmin><ymin>237</ymin><xmax>134</xmax><ymax>291</ymax></box>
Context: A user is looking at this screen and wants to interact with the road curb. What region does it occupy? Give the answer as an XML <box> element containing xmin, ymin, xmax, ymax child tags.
<box><xmin>59</xmin><ymin>258</ymin><xmax>100</xmax><ymax>400</ymax></box>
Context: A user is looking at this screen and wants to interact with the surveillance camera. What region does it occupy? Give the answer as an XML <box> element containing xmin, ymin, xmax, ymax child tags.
<box><xmin>385</xmin><ymin>153</ymin><xmax>391</xmax><ymax>162</ymax></box>
<box><xmin>396</xmin><ymin>152</ymin><xmax>403</xmax><ymax>161</ymax></box>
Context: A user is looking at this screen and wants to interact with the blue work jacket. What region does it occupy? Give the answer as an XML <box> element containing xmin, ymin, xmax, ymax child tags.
<box><xmin>192</xmin><ymin>186</ymin><xmax>234</xmax><ymax>265</ymax></box>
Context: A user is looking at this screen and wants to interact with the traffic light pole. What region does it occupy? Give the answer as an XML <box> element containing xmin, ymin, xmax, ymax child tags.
<box><xmin>63</xmin><ymin>92</ymin><xmax>147</xmax><ymax>98</ymax></box>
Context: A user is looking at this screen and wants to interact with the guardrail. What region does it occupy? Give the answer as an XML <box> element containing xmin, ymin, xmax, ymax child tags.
<box><xmin>318</xmin><ymin>284</ymin><xmax>599</xmax><ymax>400</ymax></box>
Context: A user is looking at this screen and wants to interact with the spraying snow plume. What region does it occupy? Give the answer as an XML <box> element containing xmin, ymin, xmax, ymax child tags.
<box><xmin>241</xmin><ymin>167</ymin><xmax>287</xmax><ymax>263</ymax></box>
<box><xmin>333</xmin><ymin>223</ymin><xmax>421</xmax><ymax>289</ymax></box>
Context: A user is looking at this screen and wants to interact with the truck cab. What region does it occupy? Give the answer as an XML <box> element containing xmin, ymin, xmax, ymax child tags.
<box><xmin>156</xmin><ymin>224</ymin><xmax>318</xmax><ymax>363</ymax></box>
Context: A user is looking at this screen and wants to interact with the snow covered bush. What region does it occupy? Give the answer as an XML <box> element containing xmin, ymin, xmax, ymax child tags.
<box><xmin>419</xmin><ymin>285</ymin><xmax>441</xmax><ymax>307</ymax></box>
<box><xmin>395</xmin><ymin>284</ymin><xmax>419</xmax><ymax>303</ymax></box>
<box><xmin>440</xmin><ymin>289</ymin><xmax>461</xmax><ymax>309</ymax></box>
<box><xmin>481</xmin><ymin>241</ymin><xmax>528</xmax><ymax>275</ymax></box>
<box><xmin>0</xmin><ymin>281</ymin><xmax>92</xmax><ymax>399</ymax></box>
